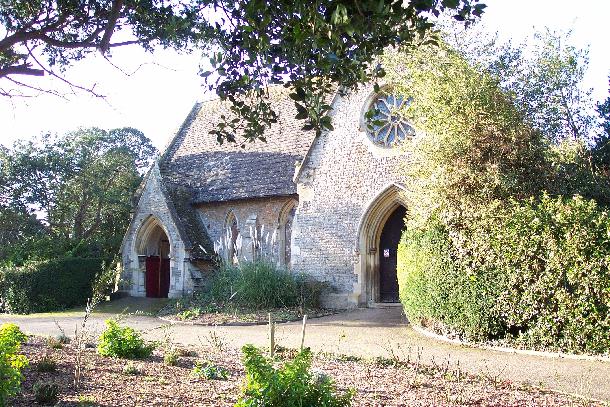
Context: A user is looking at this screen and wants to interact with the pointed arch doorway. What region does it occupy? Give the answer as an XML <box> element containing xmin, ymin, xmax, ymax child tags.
<box><xmin>136</xmin><ymin>217</ymin><xmax>171</xmax><ymax>298</ymax></box>
<box><xmin>378</xmin><ymin>206</ymin><xmax>406</xmax><ymax>302</ymax></box>
<box><xmin>356</xmin><ymin>184</ymin><xmax>407</xmax><ymax>306</ymax></box>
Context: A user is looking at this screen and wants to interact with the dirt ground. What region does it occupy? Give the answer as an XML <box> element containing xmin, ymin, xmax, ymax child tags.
<box><xmin>11</xmin><ymin>337</ymin><xmax>601</xmax><ymax>407</ymax></box>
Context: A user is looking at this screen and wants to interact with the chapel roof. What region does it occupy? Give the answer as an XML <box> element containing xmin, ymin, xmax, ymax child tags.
<box><xmin>158</xmin><ymin>86</ymin><xmax>319</xmax><ymax>203</ymax></box>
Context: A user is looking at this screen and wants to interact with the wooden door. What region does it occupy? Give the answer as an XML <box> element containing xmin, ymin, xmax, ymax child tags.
<box><xmin>379</xmin><ymin>206</ymin><xmax>406</xmax><ymax>303</ymax></box>
<box><xmin>145</xmin><ymin>256</ymin><xmax>160</xmax><ymax>298</ymax></box>
<box><xmin>145</xmin><ymin>256</ymin><xmax>170</xmax><ymax>298</ymax></box>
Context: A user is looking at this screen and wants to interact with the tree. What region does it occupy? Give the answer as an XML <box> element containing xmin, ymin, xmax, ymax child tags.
<box><xmin>0</xmin><ymin>127</ymin><xmax>157</xmax><ymax>263</ymax></box>
<box><xmin>442</xmin><ymin>26</ymin><xmax>596</xmax><ymax>143</ymax></box>
<box><xmin>592</xmin><ymin>77</ymin><xmax>610</xmax><ymax>172</ymax></box>
<box><xmin>1</xmin><ymin>0</ymin><xmax>485</xmax><ymax>139</ymax></box>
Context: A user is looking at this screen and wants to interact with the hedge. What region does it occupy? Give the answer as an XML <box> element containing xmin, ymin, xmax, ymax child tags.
<box><xmin>398</xmin><ymin>195</ymin><xmax>610</xmax><ymax>354</ymax></box>
<box><xmin>0</xmin><ymin>257</ymin><xmax>104</xmax><ymax>314</ymax></box>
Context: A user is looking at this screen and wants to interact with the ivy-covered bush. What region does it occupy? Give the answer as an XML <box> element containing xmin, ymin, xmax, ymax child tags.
<box><xmin>0</xmin><ymin>323</ymin><xmax>29</xmax><ymax>406</ymax></box>
<box><xmin>97</xmin><ymin>319</ymin><xmax>154</xmax><ymax>359</ymax></box>
<box><xmin>399</xmin><ymin>195</ymin><xmax>610</xmax><ymax>354</ymax></box>
<box><xmin>206</xmin><ymin>260</ymin><xmax>323</xmax><ymax>310</ymax></box>
<box><xmin>0</xmin><ymin>257</ymin><xmax>103</xmax><ymax>314</ymax></box>
<box><xmin>235</xmin><ymin>345</ymin><xmax>353</xmax><ymax>407</ymax></box>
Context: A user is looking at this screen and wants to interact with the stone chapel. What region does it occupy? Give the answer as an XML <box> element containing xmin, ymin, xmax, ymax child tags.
<box><xmin>120</xmin><ymin>84</ymin><xmax>414</xmax><ymax>308</ymax></box>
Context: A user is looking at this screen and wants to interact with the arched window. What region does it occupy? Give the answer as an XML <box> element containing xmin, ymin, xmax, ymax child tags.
<box><xmin>278</xmin><ymin>200</ymin><xmax>297</xmax><ymax>268</ymax></box>
<box><xmin>366</xmin><ymin>92</ymin><xmax>415</xmax><ymax>148</ymax></box>
<box><xmin>224</xmin><ymin>211</ymin><xmax>239</xmax><ymax>264</ymax></box>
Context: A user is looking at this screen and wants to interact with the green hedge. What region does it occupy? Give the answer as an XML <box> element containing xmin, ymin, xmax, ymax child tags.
<box><xmin>398</xmin><ymin>195</ymin><xmax>610</xmax><ymax>354</ymax></box>
<box><xmin>0</xmin><ymin>257</ymin><xmax>104</xmax><ymax>314</ymax></box>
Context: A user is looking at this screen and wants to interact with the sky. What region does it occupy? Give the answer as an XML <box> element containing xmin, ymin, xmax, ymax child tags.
<box><xmin>0</xmin><ymin>0</ymin><xmax>609</xmax><ymax>150</ymax></box>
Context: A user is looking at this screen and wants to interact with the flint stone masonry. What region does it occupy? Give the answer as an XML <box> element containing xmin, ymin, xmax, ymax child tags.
<box><xmin>292</xmin><ymin>86</ymin><xmax>411</xmax><ymax>308</ymax></box>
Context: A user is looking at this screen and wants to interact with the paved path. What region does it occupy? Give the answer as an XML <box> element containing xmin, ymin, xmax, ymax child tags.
<box><xmin>2</xmin><ymin>307</ymin><xmax>609</xmax><ymax>402</ymax></box>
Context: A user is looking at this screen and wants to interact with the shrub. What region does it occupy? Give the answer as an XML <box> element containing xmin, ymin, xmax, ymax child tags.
<box><xmin>0</xmin><ymin>323</ymin><xmax>28</xmax><ymax>407</ymax></box>
<box><xmin>0</xmin><ymin>323</ymin><xmax>28</xmax><ymax>347</ymax></box>
<box><xmin>36</xmin><ymin>356</ymin><xmax>57</xmax><ymax>373</ymax></box>
<box><xmin>164</xmin><ymin>350</ymin><xmax>179</xmax><ymax>366</ymax></box>
<box><xmin>32</xmin><ymin>381</ymin><xmax>59</xmax><ymax>405</ymax></box>
<box><xmin>191</xmin><ymin>360</ymin><xmax>229</xmax><ymax>380</ymax></box>
<box><xmin>97</xmin><ymin>319</ymin><xmax>154</xmax><ymax>359</ymax></box>
<box><xmin>0</xmin><ymin>257</ymin><xmax>104</xmax><ymax>314</ymax></box>
<box><xmin>235</xmin><ymin>345</ymin><xmax>353</xmax><ymax>407</ymax></box>
<box><xmin>398</xmin><ymin>195</ymin><xmax>610</xmax><ymax>354</ymax></box>
<box><xmin>206</xmin><ymin>260</ymin><xmax>323</xmax><ymax>310</ymax></box>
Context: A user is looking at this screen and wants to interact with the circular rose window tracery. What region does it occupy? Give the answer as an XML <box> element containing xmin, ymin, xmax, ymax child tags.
<box><xmin>367</xmin><ymin>93</ymin><xmax>415</xmax><ymax>148</ymax></box>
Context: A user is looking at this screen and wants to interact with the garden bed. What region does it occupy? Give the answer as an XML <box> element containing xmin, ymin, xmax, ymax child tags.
<box><xmin>158</xmin><ymin>303</ymin><xmax>338</xmax><ymax>325</ymax></box>
<box><xmin>10</xmin><ymin>336</ymin><xmax>602</xmax><ymax>406</ymax></box>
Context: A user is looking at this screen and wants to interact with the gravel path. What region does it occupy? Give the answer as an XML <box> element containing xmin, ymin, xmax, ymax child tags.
<box><xmin>2</xmin><ymin>304</ymin><xmax>609</xmax><ymax>402</ymax></box>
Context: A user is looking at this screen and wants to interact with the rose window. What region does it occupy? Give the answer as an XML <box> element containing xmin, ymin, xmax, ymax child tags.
<box><xmin>367</xmin><ymin>93</ymin><xmax>415</xmax><ymax>148</ymax></box>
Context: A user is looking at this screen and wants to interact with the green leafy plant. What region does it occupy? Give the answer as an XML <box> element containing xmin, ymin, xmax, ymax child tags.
<box><xmin>191</xmin><ymin>360</ymin><xmax>229</xmax><ymax>381</ymax></box>
<box><xmin>177</xmin><ymin>308</ymin><xmax>201</xmax><ymax>320</ymax></box>
<box><xmin>0</xmin><ymin>323</ymin><xmax>27</xmax><ymax>346</ymax></box>
<box><xmin>235</xmin><ymin>345</ymin><xmax>353</xmax><ymax>407</ymax></box>
<box><xmin>0</xmin><ymin>323</ymin><xmax>28</xmax><ymax>407</ymax></box>
<box><xmin>32</xmin><ymin>381</ymin><xmax>59</xmax><ymax>405</ymax></box>
<box><xmin>97</xmin><ymin>319</ymin><xmax>154</xmax><ymax>359</ymax></box>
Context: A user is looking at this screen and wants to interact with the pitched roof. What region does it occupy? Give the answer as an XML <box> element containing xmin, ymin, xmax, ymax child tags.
<box><xmin>159</xmin><ymin>86</ymin><xmax>318</xmax><ymax>203</ymax></box>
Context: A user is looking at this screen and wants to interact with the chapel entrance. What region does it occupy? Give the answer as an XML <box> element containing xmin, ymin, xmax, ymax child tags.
<box><xmin>378</xmin><ymin>206</ymin><xmax>406</xmax><ymax>303</ymax></box>
<box><xmin>145</xmin><ymin>255</ymin><xmax>170</xmax><ymax>298</ymax></box>
<box><xmin>140</xmin><ymin>222</ymin><xmax>171</xmax><ymax>298</ymax></box>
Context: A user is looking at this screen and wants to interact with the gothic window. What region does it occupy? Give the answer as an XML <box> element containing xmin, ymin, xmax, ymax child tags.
<box><xmin>279</xmin><ymin>201</ymin><xmax>297</xmax><ymax>268</ymax></box>
<box><xmin>366</xmin><ymin>92</ymin><xmax>416</xmax><ymax>148</ymax></box>
<box><xmin>225</xmin><ymin>212</ymin><xmax>239</xmax><ymax>264</ymax></box>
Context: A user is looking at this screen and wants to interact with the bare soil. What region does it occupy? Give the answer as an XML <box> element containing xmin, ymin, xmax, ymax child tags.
<box><xmin>11</xmin><ymin>337</ymin><xmax>602</xmax><ymax>407</ymax></box>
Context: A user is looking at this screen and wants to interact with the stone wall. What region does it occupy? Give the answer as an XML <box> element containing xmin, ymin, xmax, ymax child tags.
<box><xmin>292</xmin><ymin>85</ymin><xmax>411</xmax><ymax>308</ymax></box>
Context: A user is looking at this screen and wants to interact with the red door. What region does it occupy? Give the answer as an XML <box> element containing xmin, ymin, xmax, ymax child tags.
<box><xmin>379</xmin><ymin>206</ymin><xmax>406</xmax><ymax>303</ymax></box>
<box><xmin>145</xmin><ymin>256</ymin><xmax>170</xmax><ymax>298</ymax></box>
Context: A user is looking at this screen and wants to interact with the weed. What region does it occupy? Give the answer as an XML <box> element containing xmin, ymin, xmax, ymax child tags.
<box><xmin>176</xmin><ymin>348</ymin><xmax>198</xmax><ymax>358</ymax></box>
<box><xmin>77</xmin><ymin>395</ymin><xmax>97</xmax><ymax>406</ymax></box>
<box><xmin>191</xmin><ymin>360</ymin><xmax>229</xmax><ymax>380</ymax></box>
<box><xmin>122</xmin><ymin>362</ymin><xmax>141</xmax><ymax>376</ymax></box>
<box><xmin>164</xmin><ymin>351</ymin><xmax>179</xmax><ymax>366</ymax></box>
<box><xmin>36</xmin><ymin>355</ymin><xmax>57</xmax><ymax>373</ymax></box>
<box><xmin>177</xmin><ymin>308</ymin><xmax>201</xmax><ymax>320</ymax></box>
<box><xmin>33</xmin><ymin>381</ymin><xmax>59</xmax><ymax>405</ymax></box>
<box><xmin>47</xmin><ymin>336</ymin><xmax>63</xmax><ymax>349</ymax></box>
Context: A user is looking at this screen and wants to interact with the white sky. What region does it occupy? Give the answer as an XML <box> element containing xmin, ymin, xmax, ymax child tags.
<box><xmin>0</xmin><ymin>0</ymin><xmax>608</xmax><ymax>150</ymax></box>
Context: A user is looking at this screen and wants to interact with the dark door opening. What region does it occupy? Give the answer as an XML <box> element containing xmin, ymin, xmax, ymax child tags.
<box><xmin>379</xmin><ymin>206</ymin><xmax>406</xmax><ymax>303</ymax></box>
<box><xmin>145</xmin><ymin>256</ymin><xmax>170</xmax><ymax>298</ymax></box>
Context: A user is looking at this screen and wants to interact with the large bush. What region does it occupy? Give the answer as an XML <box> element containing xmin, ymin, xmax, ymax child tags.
<box><xmin>0</xmin><ymin>323</ymin><xmax>28</xmax><ymax>406</ymax></box>
<box><xmin>388</xmin><ymin>36</ymin><xmax>610</xmax><ymax>354</ymax></box>
<box><xmin>399</xmin><ymin>195</ymin><xmax>610</xmax><ymax>354</ymax></box>
<box><xmin>0</xmin><ymin>257</ymin><xmax>104</xmax><ymax>314</ymax></box>
<box><xmin>206</xmin><ymin>260</ymin><xmax>323</xmax><ymax>310</ymax></box>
